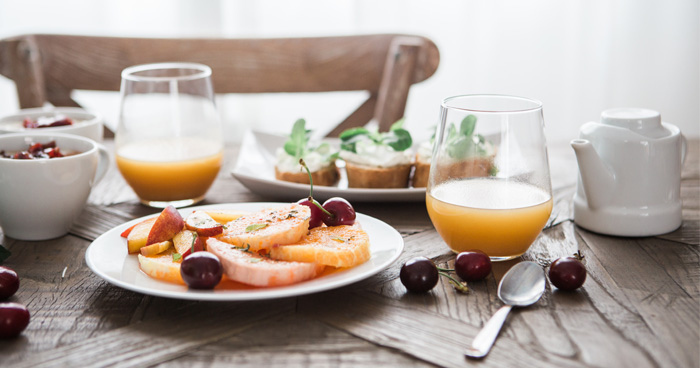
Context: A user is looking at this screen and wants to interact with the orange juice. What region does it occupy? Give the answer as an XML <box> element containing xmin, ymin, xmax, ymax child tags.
<box><xmin>116</xmin><ymin>137</ymin><xmax>222</xmax><ymax>204</ymax></box>
<box><xmin>426</xmin><ymin>178</ymin><xmax>552</xmax><ymax>260</ymax></box>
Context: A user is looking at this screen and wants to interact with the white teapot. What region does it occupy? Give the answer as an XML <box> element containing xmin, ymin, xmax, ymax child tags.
<box><xmin>571</xmin><ymin>108</ymin><xmax>686</xmax><ymax>236</ymax></box>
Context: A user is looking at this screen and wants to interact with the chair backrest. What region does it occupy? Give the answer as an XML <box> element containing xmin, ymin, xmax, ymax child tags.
<box><xmin>0</xmin><ymin>34</ymin><xmax>439</xmax><ymax>136</ymax></box>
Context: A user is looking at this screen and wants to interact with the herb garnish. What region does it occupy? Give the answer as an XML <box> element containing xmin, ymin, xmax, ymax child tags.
<box><xmin>245</xmin><ymin>223</ymin><xmax>268</xmax><ymax>232</ymax></box>
<box><xmin>283</xmin><ymin>118</ymin><xmax>339</xmax><ymax>162</ymax></box>
<box><xmin>331</xmin><ymin>236</ymin><xmax>346</xmax><ymax>243</ymax></box>
<box><xmin>231</xmin><ymin>244</ymin><xmax>251</xmax><ymax>253</ymax></box>
<box><xmin>445</xmin><ymin>115</ymin><xmax>489</xmax><ymax>159</ymax></box>
<box><xmin>173</xmin><ymin>253</ymin><xmax>182</xmax><ymax>262</ymax></box>
<box><xmin>248</xmin><ymin>258</ymin><xmax>262</xmax><ymax>263</ymax></box>
<box><xmin>339</xmin><ymin>119</ymin><xmax>412</xmax><ymax>153</ymax></box>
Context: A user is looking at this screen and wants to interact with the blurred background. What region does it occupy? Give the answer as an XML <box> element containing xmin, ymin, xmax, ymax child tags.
<box><xmin>0</xmin><ymin>0</ymin><xmax>697</xmax><ymax>144</ymax></box>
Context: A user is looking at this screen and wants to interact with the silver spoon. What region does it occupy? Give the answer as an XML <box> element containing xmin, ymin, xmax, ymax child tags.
<box><xmin>464</xmin><ymin>261</ymin><xmax>545</xmax><ymax>359</ymax></box>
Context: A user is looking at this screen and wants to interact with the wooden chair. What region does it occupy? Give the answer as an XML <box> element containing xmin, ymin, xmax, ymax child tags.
<box><xmin>0</xmin><ymin>34</ymin><xmax>439</xmax><ymax>136</ymax></box>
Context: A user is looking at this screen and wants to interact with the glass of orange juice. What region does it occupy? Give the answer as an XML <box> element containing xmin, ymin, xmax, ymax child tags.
<box><xmin>426</xmin><ymin>95</ymin><xmax>553</xmax><ymax>261</ymax></box>
<box><xmin>116</xmin><ymin>63</ymin><xmax>223</xmax><ymax>208</ymax></box>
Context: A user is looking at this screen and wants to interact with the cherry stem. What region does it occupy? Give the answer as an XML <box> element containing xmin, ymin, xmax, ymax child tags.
<box><xmin>439</xmin><ymin>271</ymin><xmax>469</xmax><ymax>293</ymax></box>
<box><xmin>299</xmin><ymin>159</ymin><xmax>314</xmax><ymax>198</ymax></box>
<box><xmin>437</xmin><ymin>266</ymin><xmax>454</xmax><ymax>272</ymax></box>
<box><xmin>309</xmin><ymin>196</ymin><xmax>333</xmax><ymax>217</ymax></box>
<box><xmin>190</xmin><ymin>232</ymin><xmax>198</xmax><ymax>254</ymax></box>
<box><xmin>300</xmin><ymin>158</ymin><xmax>334</xmax><ymax>218</ymax></box>
<box><xmin>573</xmin><ymin>250</ymin><xmax>584</xmax><ymax>261</ymax></box>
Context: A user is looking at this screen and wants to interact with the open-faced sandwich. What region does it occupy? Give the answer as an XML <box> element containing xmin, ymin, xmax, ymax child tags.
<box><xmin>412</xmin><ymin>129</ymin><xmax>435</xmax><ymax>188</ymax></box>
<box><xmin>275</xmin><ymin>119</ymin><xmax>339</xmax><ymax>186</ymax></box>
<box><xmin>339</xmin><ymin>120</ymin><xmax>414</xmax><ymax>188</ymax></box>
<box><xmin>428</xmin><ymin>114</ymin><xmax>496</xmax><ymax>184</ymax></box>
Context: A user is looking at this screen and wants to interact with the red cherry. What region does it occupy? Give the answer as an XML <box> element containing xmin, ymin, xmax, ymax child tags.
<box><xmin>0</xmin><ymin>303</ymin><xmax>30</xmax><ymax>339</ymax></box>
<box><xmin>454</xmin><ymin>251</ymin><xmax>492</xmax><ymax>281</ymax></box>
<box><xmin>549</xmin><ymin>254</ymin><xmax>586</xmax><ymax>291</ymax></box>
<box><xmin>0</xmin><ymin>267</ymin><xmax>19</xmax><ymax>300</ymax></box>
<box><xmin>297</xmin><ymin>198</ymin><xmax>324</xmax><ymax>229</ymax></box>
<box><xmin>320</xmin><ymin>197</ymin><xmax>356</xmax><ymax>226</ymax></box>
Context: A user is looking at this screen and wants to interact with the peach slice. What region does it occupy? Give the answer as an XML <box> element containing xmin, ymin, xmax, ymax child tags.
<box><xmin>173</xmin><ymin>229</ymin><xmax>204</xmax><ymax>258</ymax></box>
<box><xmin>140</xmin><ymin>240</ymin><xmax>172</xmax><ymax>256</ymax></box>
<box><xmin>203</xmin><ymin>209</ymin><xmax>248</xmax><ymax>224</ymax></box>
<box><xmin>147</xmin><ymin>205</ymin><xmax>185</xmax><ymax>245</ymax></box>
<box><xmin>127</xmin><ymin>218</ymin><xmax>157</xmax><ymax>254</ymax></box>
<box><xmin>185</xmin><ymin>210</ymin><xmax>223</xmax><ymax>237</ymax></box>
<box><xmin>137</xmin><ymin>249</ymin><xmax>184</xmax><ymax>285</ymax></box>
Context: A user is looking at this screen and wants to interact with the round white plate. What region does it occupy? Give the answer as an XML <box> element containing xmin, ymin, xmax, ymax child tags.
<box><xmin>85</xmin><ymin>202</ymin><xmax>404</xmax><ymax>301</ymax></box>
<box><xmin>231</xmin><ymin>130</ymin><xmax>426</xmax><ymax>202</ymax></box>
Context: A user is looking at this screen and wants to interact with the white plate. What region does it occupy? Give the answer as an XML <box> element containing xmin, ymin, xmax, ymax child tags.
<box><xmin>231</xmin><ymin>130</ymin><xmax>426</xmax><ymax>202</ymax></box>
<box><xmin>85</xmin><ymin>202</ymin><xmax>404</xmax><ymax>301</ymax></box>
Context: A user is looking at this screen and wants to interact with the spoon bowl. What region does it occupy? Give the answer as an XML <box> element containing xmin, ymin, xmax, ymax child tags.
<box><xmin>465</xmin><ymin>261</ymin><xmax>545</xmax><ymax>359</ymax></box>
<box><xmin>498</xmin><ymin>261</ymin><xmax>547</xmax><ymax>306</ymax></box>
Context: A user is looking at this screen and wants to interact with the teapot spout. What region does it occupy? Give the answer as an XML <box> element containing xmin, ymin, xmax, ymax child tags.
<box><xmin>571</xmin><ymin>139</ymin><xmax>615</xmax><ymax>210</ymax></box>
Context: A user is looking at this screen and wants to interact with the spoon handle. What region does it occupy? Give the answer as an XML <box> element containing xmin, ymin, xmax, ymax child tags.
<box><xmin>464</xmin><ymin>305</ymin><xmax>513</xmax><ymax>359</ymax></box>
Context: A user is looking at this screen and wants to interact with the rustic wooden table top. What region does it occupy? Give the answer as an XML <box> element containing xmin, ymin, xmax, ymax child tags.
<box><xmin>1</xmin><ymin>139</ymin><xmax>698</xmax><ymax>368</ymax></box>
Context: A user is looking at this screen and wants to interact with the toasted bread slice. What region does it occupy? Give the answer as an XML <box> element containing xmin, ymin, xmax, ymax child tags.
<box><xmin>269</xmin><ymin>225</ymin><xmax>370</xmax><ymax>268</ymax></box>
<box><xmin>344</xmin><ymin>162</ymin><xmax>412</xmax><ymax>188</ymax></box>
<box><xmin>412</xmin><ymin>155</ymin><xmax>430</xmax><ymax>188</ymax></box>
<box><xmin>275</xmin><ymin>163</ymin><xmax>339</xmax><ymax>187</ymax></box>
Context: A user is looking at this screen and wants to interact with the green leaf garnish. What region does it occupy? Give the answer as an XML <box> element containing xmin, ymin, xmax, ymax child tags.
<box><xmin>389</xmin><ymin>118</ymin><xmax>405</xmax><ymax>131</ymax></box>
<box><xmin>445</xmin><ymin>115</ymin><xmax>491</xmax><ymax>159</ymax></box>
<box><xmin>460</xmin><ymin>115</ymin><xmax>476</xmax><ymax>136</ymax></box>
<box><xmin>173</xmin><ymin>253</ymin><xmax>182</xmax><ymax>262</ymax></box>
<box><xmin>231</xmin><ymin>244</ymin><xmax>251</xmax><ymax>253</ymax></box>
<box><xmin>384</xmin><ymin>128</ymin><xmax>412</xmax><ymax>151</ymax></box>
<box><xmin>339</xmin><ymin>118</ymin><xmax>413</xmax><ymax>152</ymax></box>
<box><xmin>245</xmin><ymin>223</ymin><xmax>268</xmax><ymax>232</ymax></box>
<box><xmin>331</xmin><ymin>236</ymin><xmax>346</xmax><ymax>243</ymax></box>
<box><xmin>283</xmin><ymin>119</ymin><xmax>309</xmax><ymax>159</ymax></box>
<box><xmin>0</xmin><ymin>244</ymin><xmax>10</xmax><ymax>264</ymax></box>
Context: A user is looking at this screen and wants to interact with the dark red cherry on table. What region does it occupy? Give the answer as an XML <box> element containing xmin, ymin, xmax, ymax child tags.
<box><xmin>454</xmin><ymin>251</ymin><xmax>492</xmax><ymax>281</ymax></box>
<box><xmin>0</xmin><ymin>266</ymin><xmax>19</xmax><ymax>300</ymax></box>
<box><xmin>549</xmin><ymin>252</ymin><xmax>587</xmax><ymax>291</ymax></box>
<box><xmin>400</xmin><ymin>257</ymin><xmax>439</xmax><ymax>293</ymax></box>
<box><xmin>297</xmin><ymin>198</ymin><xmax>324</xmax><ymax>229</ymax></box>
<box><xmin>320</xmin><ymin>197</ymin><xmax>356</xmax><ymax>226</ymax></box>
<box><xmin>0</xmin><ymin>303</ymin><xmax>30</xmax><ymax>339</ymax></box>
<box><xmin>180</xmin><ymin>252</ymin><xmax>223</xmax><ymax>289</ymax></box>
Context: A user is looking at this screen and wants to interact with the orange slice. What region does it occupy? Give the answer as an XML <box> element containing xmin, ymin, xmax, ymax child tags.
<box><xmin>269</xmin><ymin>225</ymin><xmax>370</xmax><ymax>268</ymax></box>
<box><xmin>137</xmin><ymin>248</ymin><xmax>184</xmax><ymax>285</ymax></box>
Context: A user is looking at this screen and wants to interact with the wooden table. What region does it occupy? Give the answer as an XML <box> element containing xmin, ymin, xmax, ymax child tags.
<box><xmin>1</xmin><ymin>139</ymin><xmax>698</xmax><ymax>368</ymax></box>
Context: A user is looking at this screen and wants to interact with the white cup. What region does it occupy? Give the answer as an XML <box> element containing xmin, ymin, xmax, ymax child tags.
<box><xmin>0</xmin><ymin>107</ymin><xmax>104</xmax><ymax>142</ymax></box>
<box><xmin>0</xmin><ymin>133</ymin><xmax>109</xmax><ymax>240</ymax></box>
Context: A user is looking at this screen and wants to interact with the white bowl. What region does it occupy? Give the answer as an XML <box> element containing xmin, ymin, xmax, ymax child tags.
<box><xmin>0</xmin><ymin>132</ymin><xmax>109</xmax><ymax>240</ymax></box>
<box><xmin>0</xmin><ymin>107</ymin><xmax>103</xmax><ymax>142</ymax></box>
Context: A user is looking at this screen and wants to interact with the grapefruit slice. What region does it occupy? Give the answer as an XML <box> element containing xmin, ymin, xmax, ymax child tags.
<box><xmin>207</xmin><ymin>238</ymin><xmax>323</xmax><ymax>287</ymax></box>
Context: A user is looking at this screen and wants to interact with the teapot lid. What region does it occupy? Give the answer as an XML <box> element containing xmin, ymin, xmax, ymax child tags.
<box><xmin>601</xmin><ymin>108</ymin><xmax>671</xmax><ymax>138</ymax></box>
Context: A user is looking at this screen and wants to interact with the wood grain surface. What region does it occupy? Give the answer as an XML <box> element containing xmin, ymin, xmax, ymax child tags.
<box><xmin>0</xmin><ymin>139</ymin><xmax>697</xmax><ymax>368</ymax></box>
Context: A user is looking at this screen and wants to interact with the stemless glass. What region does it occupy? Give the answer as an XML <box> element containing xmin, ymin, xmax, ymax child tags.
<box><xmin>426</xmin><ymin>95</ymin><xmax>552</xmax><ymax>261</ymax></box>
<box><xmin>116</xmin><ymin>63</ymin><xmax>223</xmax><ymax>208</ymax></box>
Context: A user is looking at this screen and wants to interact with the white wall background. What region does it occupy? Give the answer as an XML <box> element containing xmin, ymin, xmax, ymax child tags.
<box><xmin>0</xmin><ymin>0</ymin><xmax>698</xmax><ymax>144</ymax></box>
